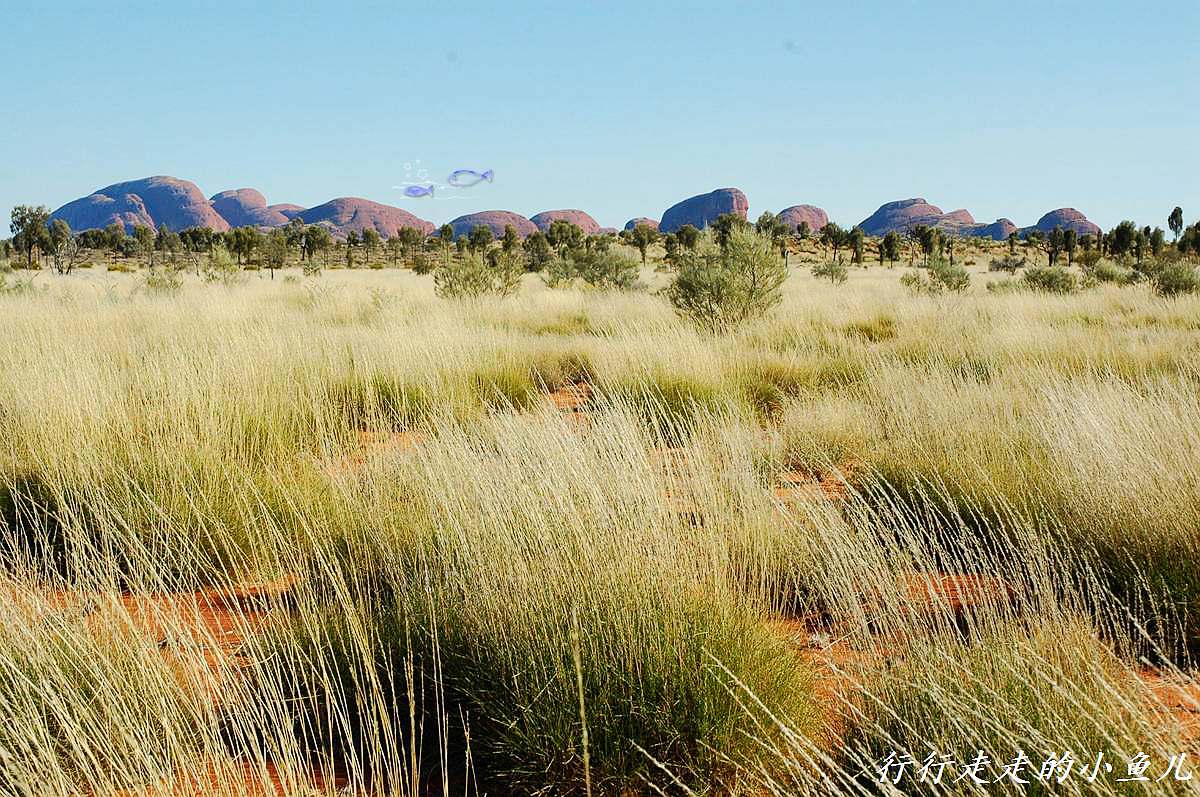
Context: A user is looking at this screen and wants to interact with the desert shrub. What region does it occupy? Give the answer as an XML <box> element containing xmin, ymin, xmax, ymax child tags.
<box><xmin>410</xmin><ymin>252</ymin><xmax>434</xmax><ymax>275</ymax></box>
<box><xmin>987</xmin><ymin>254</ymin><xmax>1026</xmax><ymax>273</ymax></box>
<box><xmin>301</xmin><ymin>259</ymin><xmax>322</xmax><ymax>277</ymax></box>
<box><xmin>665</xmin><ymin>227</ymin><xmax>786</xmax><ymax>332</ymax></box>
<box><xmin>899</xmin><ymin>260</ymin><xmax>969</xmax><ymax>294</ymax></box>
<box><xmin>1021</xmin><ymin>265</ymin><xmax>1077</xmax><ymax>294</ymax></box>
<box><xmin>811</xmin><ymin>259</ymin><xmax>848</xmax><ymax>284</ymax></box>
<box><xmin>143</xmin><ymin>268</ymin><xmax>183</xmax><ymax>294</ymax></box>
<box><xmin>1084</xmin><ymin>259</ymin><xmax>1137</xmax><ymax>285</ymax></box>
<box><xmin>202</xmin><ymin>245</ymin><xmax>243</xmax><ymax>285</ymax></box>
<box><xmin>434</xmin><ymin>251</ymin><xmax>521</xmax><ymax>299</ymax></box>
<box><xmin>1151</xmin><ymin>261</ymin><xmax>1200</xmax><ymax>298</ymax></box>
<box><xmin>1076</xmin><ymin>248</ymin><xmax>1103</xmax><ymax>270</ymax></box>
<box><xmin>545</xmin><ymin>249</ymin><xmax>639</xmax><ymax>290</ymax></box>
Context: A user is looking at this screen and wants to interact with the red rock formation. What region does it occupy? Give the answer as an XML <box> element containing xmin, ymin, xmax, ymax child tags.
<box><xmin>623</xmin><ymin>217</ymin><xmax>659</xmax><ymax>231</ymax></box>
<box><xmin>51</xmin><ymin>176</ymin><xmax>231</xmax><ymax>232</ymax></box>
<box><xmin>300</xmin><ymin>197</ymin><xmax>433</xmax><ymax>238</ymax></box>
<box><xmin>776</xmin><ymin>205</ymin><xmax>829</xmax><ymax>233</ymax></box>
<box><xmin>659</xmin><ymin>188</ymin><xmax>749</xmax><ymax>233</ymax></box>
<box><xmin>210</xmin><ymin>189</ymin><xmax>291</xmax><ymax>228</ymax></box>
<box><xmin>1023</xmin><ymin>208</ymin><xmax>1101</xmax><ymax>237</ymax></box>
<box><xmin>529</xmin><ymin>210</ymin><xmax>601</xmax><ymax>235</ymax></box>
<box><xmin>447</xmin><ymin>211</ymin><xmax>538</xmax><ymax>239</ymax></box>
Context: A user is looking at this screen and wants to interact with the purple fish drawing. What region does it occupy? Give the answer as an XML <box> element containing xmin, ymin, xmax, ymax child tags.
<box><xmin>403</xmin><ymin>184</ymin><xmax>435</xmax><ymax>198</ymax></box>
<box><xmin>446</xmin><ymin>168</ymin><xmax>494</xmax><ymax>188</ymax></box>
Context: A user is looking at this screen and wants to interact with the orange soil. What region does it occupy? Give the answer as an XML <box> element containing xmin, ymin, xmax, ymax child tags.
<box><xmin>115</xmin><ymin>759</ymin><xmax>347</xmax><ymax>797</ymax></box>
<box><xmin>546</xmin><ymin>380</ymin><xmax>592</xmax><ymax>412</ymax></box>
<box><xmin>1141</xmin><ymin>670</ymin><xmax>1200</xmax><ymax>748</ymax></box>
<box><xmin>773</xmin><ymin>466</ymin><xmax>855</xmax><ymax>504</ymax></box>
<box><xmin>328</xmin><ymin>429</ymin><xmax>425</xmax><ymax>472</ymax></box>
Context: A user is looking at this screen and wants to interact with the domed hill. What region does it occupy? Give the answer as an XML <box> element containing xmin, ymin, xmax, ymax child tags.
<box><xmin>975</xmin><ymin>218</ymin><xmax>1018</xmax><ymax>240</ymax></box>
<box><xmin>300</xmin><ymin>198</ymin><xmax>433</xmax><ymax>238</ymax></box>
<box><xmin>210</xmin><ymin>188</ymin><xmax>292</xmax><ymax>228</ymax></box>
<box><xmin>447</xmin><ymin>211</ymin><xmax>538</xmax><ymax>240</ymax></box>
<box><xmin>775</xmin><ymin>205</ymin><xmax>829</xmax><ymax>232</ymax></box>
<box><xmin>269</xmin><ymin>204</ymin><xmax>305</xmax><ymax>220</ymax></box>
<box><xmin>859</xmin><ymin>199</ymin><xmax>1016</xmax><ymax>240</ymax></box>
<box><xmin>659</xmin><ymin>188</ymin><xmax>749</xmax><ymax>233</ymax></box>
<box><xmin>529</xmin><ymin>210</ymin><xmax>601</xmax><ymax>235</ymax></box>
<box><xmin>1021</xmin><ymin>208</ymin><xmax>1101</xmax><ymax>237</ymax></box>
<box><xmin>624</xmin><ymin>217</ymin><xmax>659</xmax><ymax>231</ymax></box>
<box><xmin>858</xmin><ymin>198</ymin><xmax>947</xmax><ymax>236</ymax></box>
<box><xmin>50</xmin><ymin>176</ymin><xmax>230</xmax><ymax>233</ymax></box>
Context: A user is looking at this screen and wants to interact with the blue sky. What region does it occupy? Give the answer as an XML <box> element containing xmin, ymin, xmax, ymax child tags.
<box><xmin>3</xmin><ymin>0</ymin><xmax>1197</xmax><ymax>234</ymax></box>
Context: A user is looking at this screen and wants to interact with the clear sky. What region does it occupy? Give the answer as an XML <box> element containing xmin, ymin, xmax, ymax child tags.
<box><xmin>4</xmin><ymin>0</ymin><xmax>1197</xmax><ymax>235</ymax></box>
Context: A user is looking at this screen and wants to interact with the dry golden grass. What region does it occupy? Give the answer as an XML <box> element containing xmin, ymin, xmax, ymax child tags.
<box><xmin>0</xmin><ymin>259</ymin><xmax>1198</xmax><ymax>794</ymax></box>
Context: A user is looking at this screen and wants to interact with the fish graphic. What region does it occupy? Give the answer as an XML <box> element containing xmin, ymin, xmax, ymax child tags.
<box><xmin>403</xmin><ymin>184</ymin><xmax>435</xmax><ymax>198</ymax></box>
<box><xmin>446</xmin><ymin>168</ymin><xmax>494</xmax><ymax>187</ymax></box>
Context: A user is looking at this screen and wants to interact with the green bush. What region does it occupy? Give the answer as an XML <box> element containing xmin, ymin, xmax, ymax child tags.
<box><xmin>665</xmin><ymin>227</ymin><xmax>786</xmax><ymax>333</ymax></box>
<box><xmin>1021</xmin><ymin>265</ymin><xmax>1077</xmax><ymax>294</ymax></box>
<box><xmin>899</xmin><ymin>260</ymin><xmax>969</xmax><ymax>294</ymax></box>
<box><xmin>434</xmin><ymin>251</ymin><xmax>522</xmax><ymax>299</ymax></box>
<box><xmin>1084</xmin><ymin>259</ymin><xmax>1137</xmax><ymax>285</ymax></box>
<box><xmin>811</xmin><ymin>260</ymin><xmax>848</xmax><ymax>284</ymax></box>
<box><xmin>545</xmin><ymin>249</ymin><xmax>639</xmax><ymax>290</ymax></box>
<box><xmin>143</xmin><ymin>268</ymin><xmax>183</xmax><ymax>294</ymax></box>
<box><xmin>1151</xmin><ymin>261</ymin><xmax>1200</xmax><ymax>298</ymax></box>
<box><xmin>987</xmin><ymin>254</ymin><xmax>1025</xmax><ymax>273</ymax></box>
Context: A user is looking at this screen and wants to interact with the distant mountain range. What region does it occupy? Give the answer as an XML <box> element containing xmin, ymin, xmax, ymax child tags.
<box><xmin>47</xmin><ymin>176</ymin><xmax>1103</xmax><ymax>241</ymax></box>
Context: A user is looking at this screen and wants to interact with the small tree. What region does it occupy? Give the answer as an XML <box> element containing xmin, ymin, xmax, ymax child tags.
<box><xmin>500</xmin><ymin>224</ymin><xmax>520</xmax><ymax>255</ymax></box>
<box><xmin>847</xmin><ymin>226</ymin><xmax>865</xmax><ymax>265</ymax></box>
<box><xmin>468</xmin><ymin>224</ymin><xmax>494</xmax><ymax>254</ymax></box>
<box><xmin>344</xmin><ymin>231</ymin><xmax>360</xmax><ymax>267</ymax></box>
<box><xmin>47</xmin><ymin>219</ymin><xmax>82</xmax><ymax>275</ymax></box>
<box><xmin>546</xmin><ymin>220</ymin><xmax>583</xmax><ymax>256</ymax></box>
<box><xmin>361</xmin><ymin>228</ymin><xmax>381</xmax><ymax>266</ymax></box>
<box><xmin>627</xmin><ymin>222</ymin><xmax>660</xmax><ymax>266</ymax></box>
<box><xmin>1149</xmin><ymin>227</ymin><xmax>1166</xmax><ymax>258</ymax></box>
<box><xmin>1043</xmin><ymin>226</ymin><xmax>1065</xmax><ymax>266</ymax></box>
<box><xmin>1108</xmin><ymin>221</ymin><xmax>1137</xmax><ymax>257</ymax></box>
<box><xmin>384</xmin><ymin>235</ymin><xmax>402</xmax><ymax>267</ymax></box>
<box><xmin>665</xmin><ymin>227</ymin><xmax>786</xmax><ymax>333</ymax></box>
<box><xmin>522</xmin><ymin>231</ymin><xmax>552</xmax><ymax>272</ymax></box>
<box><xmin>1008</xmin><ymin>231</ymin><xmax>1019</xmax><ymax>254</ymax></box>
<box><xmin>264</xmin><ymin>229</ymin><xmax>288</xmax><ymax>278</ymax></box>
<box><xmin>104</xmin><ymin>223</ymin><xmax>127</xmax><ymax>265</ymax></box>
<box><xmin>10</xmin><ymin>205</ymin><xmax>51</xmax><ymax>268</ymax></box>
<box><xmin>796</xmin><ymin>221</ymin><xmax>811</xmax><ymax>242</ymax></box>
<box><xmin>132</xmin><ymin>225</ymin><xmax>156</xmax><ymax>266</ymax></box>
<box><xmin>821</xmin><ymin>222</ymin><xmax>846</xmax><ymax>262</ymax></box>
<box><xmin>710</xmin><ymin>213</ymin><xmax>748</xmax><ymax>250</ymax></box>
<box><xmin>304</xmin><ymin>225</ymin><xmax>332</xmax><ymax>267</ymax></box>
<box><xmin>1063</xmin><ymin>228</ymin><xmax>1077</xmax><ymax>266</ymax></box>
<box><xmin>881</xmin><ymin>231</ymin><xmax>901</xmax><ymax>266</ymax></box>
<box><xmin>676</xmin><ymin>224</ymin><xmax>701</xmax><ymax>251</ymax></box>
<box><xmin>1169</xmin><ymin>207</ymin><xmax>1184</xmax><ymax>241</ymax></box>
